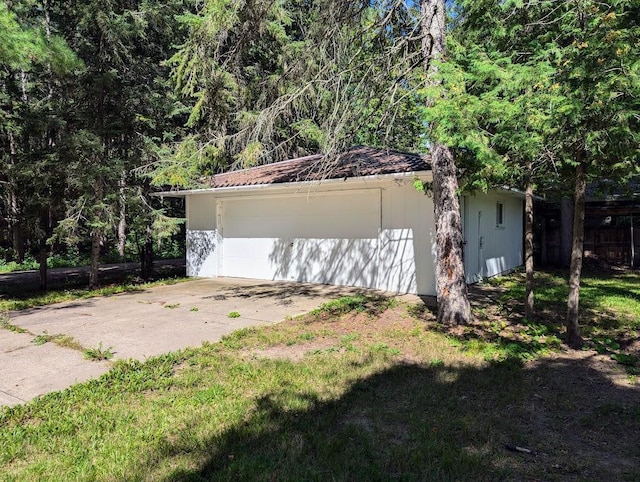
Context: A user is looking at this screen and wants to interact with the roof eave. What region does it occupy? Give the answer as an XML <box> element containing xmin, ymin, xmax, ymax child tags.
<box><xmin>152</xmin><ymin>169</ymin><xmax>433</xmax><ymax>198</ymax></box>
<box><xmin>495</xmin><ymin>186</ymin><xmax>544</xmax><ymax>201</ymax></box>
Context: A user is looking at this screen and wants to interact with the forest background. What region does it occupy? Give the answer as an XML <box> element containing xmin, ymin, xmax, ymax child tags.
<box><xmin>0</xmin><ymin>0</ymin><xmax>637</xmax><ymax>340</ymax></box>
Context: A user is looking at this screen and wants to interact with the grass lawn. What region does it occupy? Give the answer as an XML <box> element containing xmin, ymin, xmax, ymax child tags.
<box><xmin>0</xmin><ymin>269</ymin><xmax>639</xmax><ymax>481</ymax></box>
<box><xmin>0</xmin><ymin>277</ymin><xmax>187</xmax><ymax>312</ymax></box>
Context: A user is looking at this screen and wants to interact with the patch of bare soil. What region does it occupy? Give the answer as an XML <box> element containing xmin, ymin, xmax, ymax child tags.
<box><xmin>241</xmin><ymin>342</ymin><xmax>332</xmax><ymax>362</ymax></box>
<box><xmin>240</xmin><ymin>287</ymin><xmax>639</xmax><ymax>480</ymax></box>
<box><xmin>242</xmin><ymin>305</ymin><xmax>426</xmax><ymax>362</ymax></box>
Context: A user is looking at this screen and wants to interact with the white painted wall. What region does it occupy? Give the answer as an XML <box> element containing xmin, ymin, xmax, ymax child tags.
<box><xmin>462</xmin><ymin>191</ymin><xmax>523</xmax><ymax>282</ymax></box>
<box><xmin>187</xmin><ymin>194</ymin><xmax>217</xmax><ymax>231</ymax></box>
<box><xmin>183</xmin><ymin>181</ymin><xmax>523</xmax><ymax>295</ymax></box>
<box><xmin>219</xmin><ymin>190</ymin><xmax>380</xmax><ymax>288</ymax></box>
<box><xmin>185</xmin><ymin>194</ymin><xmax>219</xmax><ymax>277</ymax></box>
<box><xmin>378</xmin><ymin>183</ymin><xmax>436</xmax><ymax>294</ymax></box>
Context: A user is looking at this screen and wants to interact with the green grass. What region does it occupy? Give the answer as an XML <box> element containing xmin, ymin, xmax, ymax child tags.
<box><xmin>0</xmin><ymin>271</ymin><xmax>638</xmax><ymax>481</ymax></box>
<box><xmin>32</xmin><ymin>332</ymin><xmax>62</xmax><ymax>346</ymax></box>
<box><xmin>489</xmin><ymin>269</ymin><xmax>640</xmax><ymax>370</ymax></box>
<box><xmin>0</xmin><ymin>330</ymin><xmax>503</xmax><ymax>481</ymax></box>
<box><xmin>83</xmin><ymin>342</ymin><xmax>114</xmax><ymax>361</ymax></box>
<box><xmin>0</xmin><ymin>277</ymin><xmax>186</xmax><ymax>312</ymax></box>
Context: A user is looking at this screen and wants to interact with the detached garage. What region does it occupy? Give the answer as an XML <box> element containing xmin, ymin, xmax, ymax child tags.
<box><xmin>162</xmin><ymin>147</ymin><xmax>524</xmax><ymax>296</ymax></box>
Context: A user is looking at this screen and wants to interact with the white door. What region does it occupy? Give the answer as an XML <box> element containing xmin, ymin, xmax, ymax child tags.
<box><xmin>463</xmin><ymin>203</ymin><xmax>484</xmax><ymax>284</ymax></box>
<box><xmin>461</xmin><ymin>195</ymin><xmax>469</xmax><ymax>275</ymax></box>
<box><xmin>477</xmin><ymin>210</ymin><xmax>485</xmax><ymax>280</ymax></box>
<box><xmin>220</xmin><ymin>190</ymin><xmax>381</xmax><ymax>288</ymax></box>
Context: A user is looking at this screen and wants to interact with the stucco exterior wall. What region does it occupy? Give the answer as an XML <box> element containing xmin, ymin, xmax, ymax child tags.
<box><xmin>462</xmin><ymin>191</ymin><xmax>524</xmax><ymax>283</ymax></box>
<box><xmin>183</xmin><ymin>181</ymin><xmax>523</xmax><ymax>296</ymax></box>
<box><xmin>185</xmin><ymin>194</ymin><xmax>219</xmax><ymax>277</ymax></box>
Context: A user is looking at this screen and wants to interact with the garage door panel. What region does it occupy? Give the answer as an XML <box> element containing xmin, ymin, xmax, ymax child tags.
<box><xmin>224</xmin><ymin>215</ymin><xmax>296</xmax><ymax>238</ymax></box>
<box><xmin>270</xmin><ymin>238</ymin><xmax>377</xmax><ymax>286</ymax></box>
<box><xmin>221</xmin><ymin>191</ymin><xmax>380</xmax><ymax>286</ymax></box>
<box><xmin>224</xmin><ymin>194</ymin><xmax>379</xmax><ymax>218</ymax></box>
<box><xmin>223</xmin><ymin>196</ymin><xmax>379</xmax><ymax>239</ymax></box>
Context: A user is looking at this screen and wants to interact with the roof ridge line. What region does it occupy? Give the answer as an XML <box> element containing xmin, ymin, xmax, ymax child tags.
<box><xmin>212</xmin><ymin>153</ymin><xmax>324</xmax><ymax>178</ymax></box>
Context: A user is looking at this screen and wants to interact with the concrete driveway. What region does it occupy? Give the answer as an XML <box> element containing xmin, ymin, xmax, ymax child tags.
<box><xmin>1</xmin><ymin>278</ymin><xmax>361</xmax><ymax>408</ymax></box>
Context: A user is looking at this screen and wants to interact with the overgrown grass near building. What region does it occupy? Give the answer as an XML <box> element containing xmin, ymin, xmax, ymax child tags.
<box><xmin>0</xmin><ymin>268</ymin><xmax>638</xmax><ymax>481</ymax></box>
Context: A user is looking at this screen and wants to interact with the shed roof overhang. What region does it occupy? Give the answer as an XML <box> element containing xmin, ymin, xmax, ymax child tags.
<box><xmin>153</xmin><ymin>169</ymin><xmax>433</xmax><ymax>198</ymax></box>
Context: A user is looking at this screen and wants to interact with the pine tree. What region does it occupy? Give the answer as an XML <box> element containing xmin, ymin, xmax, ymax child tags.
<box><xmin>51</xmin><ymin>0</ymin><xmax>191</xmax><ymax>286</ymax></box>
<box><xmin>420</xmin><ymin>0</ymin><xmax>472</xmax><ymax>325</ymax></box>
<box><xmin>154</xmin><ymin>0</ymin><xmax>426</xmax><ymax>188</ymax></box>
<box><xmin>422</xmin><ymin>0</ymin><xmax>639</xmax><ymax>343</ymax></box>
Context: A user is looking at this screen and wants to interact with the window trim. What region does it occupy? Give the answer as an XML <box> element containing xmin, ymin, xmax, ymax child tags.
<box><xmin>496</xmin><ymin>201</ymin><xmax>505</xmax><ymax>228</ymax></box>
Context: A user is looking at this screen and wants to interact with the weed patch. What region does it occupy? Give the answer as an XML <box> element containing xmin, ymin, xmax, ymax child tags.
<box><xmin>83</xmin><ymin>342</ymin><xmax>114</xmax><ymax>361</ymax></box>
<box><xmin>31</xmin><ymin>332</ymin><xmax>59</xmax><ymax>346</ymax></box>
<box><xmin>308</xmin><ymin>294</ymin><xmax>395</xmax><ymax>319</ymax></box>
<box><xmin>0</xmin><ymin>315</ymin><xmax>28</xmax><ymax>334</ymax></box>
<box><xmin>0</xmin><ymin>270</ymin><xmax>638</xmax><ymax>481</ymax></box>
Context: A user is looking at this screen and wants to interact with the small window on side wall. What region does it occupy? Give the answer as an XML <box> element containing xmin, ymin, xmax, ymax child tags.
<box><xmin>496</xmin><ymin>201</ymin><xmax>505</xmax><ymax>228</ymax></box>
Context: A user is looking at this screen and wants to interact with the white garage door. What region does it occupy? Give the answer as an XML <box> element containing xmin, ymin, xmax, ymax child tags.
<box><xmin>220</xmin><ymin>190</ymin><xmax>380</xmax><ymax>288</ymax></box>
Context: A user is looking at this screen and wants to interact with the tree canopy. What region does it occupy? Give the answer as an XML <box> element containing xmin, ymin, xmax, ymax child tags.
<box><xmin>0</xmin><ymin>0</ymin><xmax>637</xmax><ymax>341</ymax></box>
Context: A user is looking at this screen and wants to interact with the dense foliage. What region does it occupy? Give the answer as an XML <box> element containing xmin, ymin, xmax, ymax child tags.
<box><xmin>0</xmin><ymin>0</ymin><xmax>637</xmax><ymax>317</ymax></box>
<box><xmin>152</xmin><ymin>0</ymin><xmax>426</xmax><ymax>188</ymax></box>
<box><xmin>424</xmin><ymin>0</ymin><xmax>639</xmax><ymax>337</ymax></box>
<box><xmin>0</xmin><ymin>0</ymin><xmax>191</xmax><ymax>284</ymax></box>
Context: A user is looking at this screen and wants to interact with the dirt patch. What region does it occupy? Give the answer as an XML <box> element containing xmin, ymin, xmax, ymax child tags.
<box><xmin>241</xmin><ymin>341</ymin><xmax>335</xmax><ymax>362</ymax></box>
<box><xmin>238</xmin><ymin>287</ymin><xmax>639</xmax><ymax>480</ymax></box>
<box><xmin>242</xmin><ymin>305</ymin><xmax>429</xmax><ymax>362</ymax></box>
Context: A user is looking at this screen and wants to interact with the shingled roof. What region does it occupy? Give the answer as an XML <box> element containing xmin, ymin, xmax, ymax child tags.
<box><xmin>206</xmin><ymin>146</ymin><xmax>431</xmax><ymax>188</ymax></box>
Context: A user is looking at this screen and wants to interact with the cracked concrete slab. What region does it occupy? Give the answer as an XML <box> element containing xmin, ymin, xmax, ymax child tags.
<box><xmin>0</xmin><ymin>329</ymin><xmax>109</xmax><ymax>407</ymax></box>
<box><xmin>1</xmin><ymin>278</ymin><xmax>362</xmax><ymax>408</ymax></box>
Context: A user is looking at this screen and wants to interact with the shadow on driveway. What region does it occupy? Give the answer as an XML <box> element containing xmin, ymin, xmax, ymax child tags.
<box><xmin>1</xmin><ymin>277</ymin><xmax>365</xmax><ymax>407</ymax></box>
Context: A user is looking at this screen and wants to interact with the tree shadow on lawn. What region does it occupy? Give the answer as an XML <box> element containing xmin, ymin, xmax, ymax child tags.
<box><xmin>467</xmin><ymin>272</ymin><xmax>638</xmax><ymax>352</ymax></box>
<box><xmin>151</xmin><ymin>355</ymin><xmax>640</xmax><ymax>481</ymax></box>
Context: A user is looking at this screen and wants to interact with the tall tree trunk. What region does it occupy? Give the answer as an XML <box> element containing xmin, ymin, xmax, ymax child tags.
<box><xmin>524</xmin><ymin>166</ymin><xmax>535</xmax><ymax>320</ymax></box>
<box><xmin>421</xmin><ymin>0</ymin><xmax>471</xmax><ymax>325</ymax></box>
<box><xmin>89</xmin><ymin>229</ymin><xmax>101</xmax><ymax>289</ymax></box>
<box><xmin>38</xmin><ymin>206</ymin><xmax>54</xmax><ymax>291</ymax></box>
<box><xmin>566</xmin><ymin>156</ymin><xmax>586</xmax><ymax>348</ymax></box>
<box><xmin>540</xmin><ymin>216</ymin><xmax>548</xmax><ymax>266</ymax></box>
<box><xmin>39</xmin><ymin>244</ymin><xmax>48</xmax><ymax>291</ymax></box>
<box><xmin>432</xmin><ymin>144</ymin><xmax>472</xmax><ymax>325</ymax></box>
<box><xmin>6</xmin><ymin>132</ymin><xmax>25</xmax><ymax>263</ymax></box>
<box><xmin>117</xmin><ymin>171</ymin><xmax>126</xmax><ymax>260</ymax></box>
<box><xmin>89</xmin><ymin>181</ymin><xmax>104</xmax><ymax>289</ymax></box>
<box><xmin>10</xmin><ymin>203</ymin><xmax>24</xmax><ymax>263</ymax></box>
<box><xmin>140</xmin><ymin>226</ymin><xmax>154</xmax><ymax>280</ymax></box>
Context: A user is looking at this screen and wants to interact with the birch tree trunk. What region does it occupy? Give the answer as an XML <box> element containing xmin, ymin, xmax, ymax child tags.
<box><xmin>6</xmin><ymin>131</ymin><xmax>25</xmax><ymax>263</ymax></box>
<box><xmin>566</xmin><ymin>156</ymin><xmax>586</xmax><ymax>348</ymax></box>
<box><xmin>421</xmin><ymin>0</ymin><xmax>471</xmax><ymax>325</ymax></box>
<box><xmin>89</xmin><ymin>229</ymin><xmax>101</xmax><ymax>289</ymax></box>
<box><xmin>117</xmin><ymin>171</ymin><xmax>126</xmax><ymax>260</ymax></box>
<box><xmin>524</xmin><ymin>166</ymin><xmax>535</xmax><ymax>320</ymax></box>
<box><xmin>89</xmin><ymin>181</ymin><xmax>104</xmax><ymax>289</ymax></box>
<box><xmin>9</xmin><ymin>189</ymin><xmax>24</xmax><ymax>263</ymax></box>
